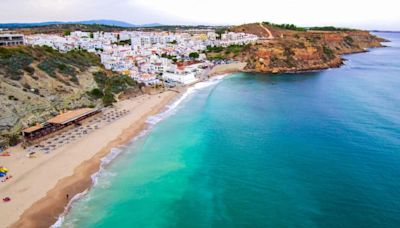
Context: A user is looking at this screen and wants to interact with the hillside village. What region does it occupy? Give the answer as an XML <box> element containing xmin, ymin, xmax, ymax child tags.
<box><xmin>26</xmin><ymin>30</ymin><xmax>258</xmax><ymax>86</ymax></box>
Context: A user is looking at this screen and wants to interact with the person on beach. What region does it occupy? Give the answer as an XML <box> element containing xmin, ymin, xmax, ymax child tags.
<box><xmin>66</xmin><ymin>194</ymin><xmax>69</xmax><ymax>200</ymax></box>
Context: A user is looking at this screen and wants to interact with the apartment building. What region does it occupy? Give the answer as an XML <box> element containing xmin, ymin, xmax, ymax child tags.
<box><xmin>0</xmin><ymin>34</ymin><xmax>25</xmax><ymax>46</ymax></box>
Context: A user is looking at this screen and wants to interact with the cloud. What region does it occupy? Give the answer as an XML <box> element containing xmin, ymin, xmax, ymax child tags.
<box><xmin>134</xmin><ymin>0</ymin><xmax>400</xmax><ymax>29</ymax></box>
<box><xmin>0</xmin><ymin>0</ymin><xmax>399</xmax><ymax>30</ymax></box>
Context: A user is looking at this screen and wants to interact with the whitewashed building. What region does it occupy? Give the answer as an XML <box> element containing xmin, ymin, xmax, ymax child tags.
<box><xmin>163</xmin><ymin>71</ymin><xmax>198</xmax><ymax>85</ymax></box>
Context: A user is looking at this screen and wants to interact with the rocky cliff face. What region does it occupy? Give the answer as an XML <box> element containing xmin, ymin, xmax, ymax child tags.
<box><xmin>223</xmin><ymin>24</ymin><xmax>385</xmax><ymax>73</ymax></box>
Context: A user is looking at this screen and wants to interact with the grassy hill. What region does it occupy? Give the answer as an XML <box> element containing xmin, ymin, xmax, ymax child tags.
<box><xmin>0</xmin><ymin>46</ymin><xmax>141</xmax><ymax>145</ymax></box>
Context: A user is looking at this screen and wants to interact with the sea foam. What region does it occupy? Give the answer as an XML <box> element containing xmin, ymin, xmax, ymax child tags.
<box><xmin>146</xmin><ymin>74</ymin><xmax>227</xmax><ymax>125</ymax></box>
<box><xmin>52</xmin><ymin>74</ymin><xmax>229</xmax><ymax>227</ymax></box>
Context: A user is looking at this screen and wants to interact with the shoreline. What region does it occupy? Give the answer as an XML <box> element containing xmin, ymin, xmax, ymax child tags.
<box><xmin>2</xmin><ymin>47</ymin><xmax>381</xmax><ymax>227</ymax></box>
<box><xmin>44</xmin><ymin>76</ymin><xmax>228</xmax><ymax>227</ymax></box>
<box><xmin>2</xmin><ymin>91</ymin><xmax>179</xmax><ymax>228</ymax></box>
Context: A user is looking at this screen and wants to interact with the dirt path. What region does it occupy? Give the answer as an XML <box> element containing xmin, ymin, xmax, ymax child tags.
<box><xmin>259</xmin><ymin>22</ymin><xmax>274</xmax><ymax>39</ymax></box>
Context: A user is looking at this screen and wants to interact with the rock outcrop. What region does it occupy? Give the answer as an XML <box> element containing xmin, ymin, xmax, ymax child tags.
<box><xmin>214</xmin><ymin>23</ymin><xmax>386</xmax><ymax>74</ymax></box>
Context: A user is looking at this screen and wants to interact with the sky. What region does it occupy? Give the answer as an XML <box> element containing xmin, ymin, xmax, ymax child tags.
<box><xmin>1</xmin><ymin>0</ymin><xmax>400</xmax><ymax>30</ymax></box>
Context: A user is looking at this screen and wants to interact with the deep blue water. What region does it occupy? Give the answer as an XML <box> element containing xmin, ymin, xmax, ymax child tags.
<box><xmin>61</xmin><ymin>32</ymin><xmax>400</xmax><ymax>228</ymax></box>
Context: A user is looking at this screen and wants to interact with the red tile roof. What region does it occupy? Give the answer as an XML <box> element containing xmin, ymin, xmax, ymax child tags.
<box><xmin>47</xmin><ymin>108</ymin><xmax>97</xmax><ymax>125</ymax></box>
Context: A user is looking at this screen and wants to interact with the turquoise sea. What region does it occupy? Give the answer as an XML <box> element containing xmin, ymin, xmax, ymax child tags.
<box><xmin>60</xmin><ymin>32</ymin><xmax>400</xmax><ymax>228</ymax></box>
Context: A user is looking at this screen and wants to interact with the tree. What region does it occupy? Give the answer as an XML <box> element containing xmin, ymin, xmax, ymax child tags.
<box><xmin>89</xmin><ymin>88</ymin><xmax>104</xmax><ymax>99</ymax></box>
<box><xmin>63</xmin><ymin>30</ymin><xmax>71</xmax><ymax>36</ymax></box>
<box><xmin>215</xmin><ymin>28</ymin><xmax>227</xmax><ymax>40</ymax></box>
<box><xmin>102</xmin><ymin>91</ymin><xmax>116</xmax><ymax>106</ymax></box>
<box><xmin>92</xmin><ymin>71</ymin><xmax>138</xmax><ymax>106</ymax></box>
<box><xmin>189</xmin><ymin>52</ymin><xmax>200</xmax><ymax>59</ymax></box>
<box><xmin>7</xmin><ymin>134</ymin><xmax>19</xmax><ymax>146</ymax></box>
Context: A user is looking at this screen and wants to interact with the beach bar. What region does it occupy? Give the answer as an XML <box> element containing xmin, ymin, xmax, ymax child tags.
<box><xmin>22</xmin><ymin>108</ymin><xmax>101</xmax><ymax>142</ymax></box>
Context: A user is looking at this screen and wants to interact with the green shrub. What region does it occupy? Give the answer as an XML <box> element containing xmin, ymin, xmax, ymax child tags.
<box><xmin>161</xmin><ymin>53</ymin><xmax>177</xmax><ymax>60</ymax></box>
<box><xmin>38</xmin><ymin>59</ymin><xmax>57</xmax><ymax>77</ymax></box>
<box><xmin>284</xmin><ymin>47</ymin><xmax>294</xmax><ymax>57</ymax></box>
<box><xmin>0</xmin><ymin>47</ymin><xmax>13</xmax><ymax>58</ymax></box>
<box><xmin>206</xmin><ymin>44</ymin><xmax>248</xmax><ymax>57</ymax></box>
<box><xmin>0</xmin><ymin>51</ymin><xmax>33</xmax><ymax>80</ymax></box>
<box><xmin>23</xmin><ymin>83</ymin><xmax>31</xmax><ymax>90</ymax></box>
<box><xmin>38</xmin><ymin>58</ymin><xmax>79</xmax><ymax>84</ymax></box>
<box><xmin>206</xmin><ymin>45</ymin><xmax>224</xmax><ymax>53</ymax></box>
<box><xmin>344</xmin><ymin>36</ymin><xmax>354</xmax><ymax>44</ymax></box>
<box><xmin>323</xmin><ymin>46</ymin><xmax>334</xmax><ymax>59</ymax></box>
<box><xmin>0</xmin><ymin>46</ymin><xmax>101</xmax><ymax>87</ymax></box>
<box><xmin>309</xmin><ymin>26</ymin><xmax>354</xmax><ymax>31</ymax></box>
<box><xmin>93</xmin><ymin>71</ymin><xmax>108</xmax><ymax>88</ymax></box>
<box><xmin>9</xmin><ymin>74</ymin><xmax>22</xmax><ymax>80</ymax></box>
<box><xmin>33</xmin><ymin>88</ymin><xmax>40</xmax><ymax>95</ymax></box>
<box><xmin>7</xmin><ymin>134</ymin><xmax>20</xmax><ymax>146</ymax></box>
<box><xmin>108</xmin><ymin>75</ymin><xmax>136</xmax><ymax>94</ymax></box>
<box><xmin>8</xmin><ymin>95</ymin><xmax>18</xmax><ymax>101</ymax></box>
<box><xmin>189</xmin><ymin>52</ymin><xmax>200</xmax><ymax>59</ymax></box>
<box><xmin>102</xmin><ymin>91</ymin><xmax>115</xmax><ymax>106</ymax></box>
<box><xmin>64</xmin><ymin>30</ymin><xmax>71</xmax><ymax>36</ymax></box>
<box><xmin>93</xmin><ymin>72</ymin><xmax>139</xmax><ymax>105</ymax></box>
<box><xmin>89</xmin><ymin>88</ymin><xmax>104</xmax><ymax>99</ymax></box>
<box><xmin>263</xmin><ymin>22</ymin><xmax>306</xmax><ymax>31</ymax></box>
<box><xmin>113</xmin><ymin>40</ymin><xmax>131</xmax><ymax>46</ymax></box>
<box><xmin>208</xmin><ymin>54</ymin><xmax>225</xmax><ymax>60</ymax></box>
<box><xmin>285</xmin><ymin>56</ymin><xmax>296</xmax><ymax>68</ymax></box>
<box><xmin>270</xmin><ymin>56</ymin><xmax>278</xmax><ymax>64</ymax></box>
<box><xmin>23</xmin><ymin>65</ymin><xmax>35</xmax><ymax>75</ymax></box>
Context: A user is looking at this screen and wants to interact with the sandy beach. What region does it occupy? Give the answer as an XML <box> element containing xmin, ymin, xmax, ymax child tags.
<box><xmin>0</xmin><ymin>91</ymin><xmax>179</xmax><ymax>228</ymax></box>
<box><xmin>0</xmin><ymin>66</ymin><xmax>230</xmax><ymax>228</ymax></box>
<box><xmin>208</xmin><ymin>62</ymin><xmax>247</xmax><ymax>76</ymax></box>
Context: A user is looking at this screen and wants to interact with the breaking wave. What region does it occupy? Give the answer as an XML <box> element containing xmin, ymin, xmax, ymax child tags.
<box><xmin>51</xmin><ymin>74</ymin><xmax>229</xmax><ymax>227</ymax></box>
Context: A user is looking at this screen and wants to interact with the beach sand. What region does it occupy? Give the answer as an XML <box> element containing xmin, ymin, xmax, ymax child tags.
<box><xmin>0</xmin><ymin>91</ymin><xmax>178</xmax><ymax>228</ymax></box>
<box><xmin>209</xmin><ymin>62</ymin><xmax>247</xmax><ymax>76</ymax></box>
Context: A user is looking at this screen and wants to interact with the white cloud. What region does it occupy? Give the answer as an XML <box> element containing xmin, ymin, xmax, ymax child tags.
<box><xmin>135</xmin><ymin>0</ymin><xmax>400</xmax><ymax>29</ymax></box>
<box><xmin>0</xmin><ymin>0</ymin><xmax>399</xmax><ymax>30</ymax></box>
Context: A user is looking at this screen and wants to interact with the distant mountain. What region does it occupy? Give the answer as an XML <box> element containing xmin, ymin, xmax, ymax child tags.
<box><xmin>0</xmin><ymin>20</ymin><xmax>163</xmax><ymax>28</ymax></box>
<box><xmin>77</xmin><ymin>20</ymin><xmax>136</xmax><ymax>27</ymax></box>
<box><xmin>370</xmin><ymin>30</ymin><xmax>400</xmax><ymax>33</ymax></box>
<box><xmin>139</xmin><ymin>23</ymin><xmax>164</xmax><ymax>27</ymax></box>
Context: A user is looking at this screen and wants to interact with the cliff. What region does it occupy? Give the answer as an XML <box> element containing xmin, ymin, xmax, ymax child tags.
<box><xmin>209</xmin><ymin>23</ymin><xmax>386</xmax><ymax>73</ymax></box>
<box><xmin>0</xmin><ymin>46</ymin><xmax>141</xmax><ymax>145</ymax></box>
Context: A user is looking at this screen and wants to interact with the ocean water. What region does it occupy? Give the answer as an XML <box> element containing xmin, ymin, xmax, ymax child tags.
<box><xmin>60</xmin><ymin>32</ymin><xmax>400</xmax><ymax>228</ymax></box>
